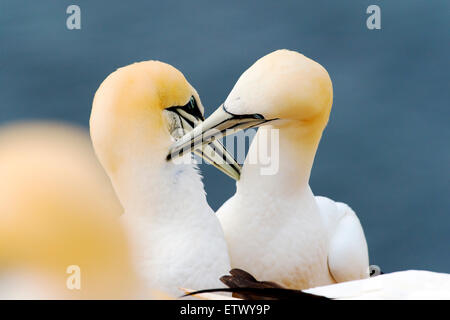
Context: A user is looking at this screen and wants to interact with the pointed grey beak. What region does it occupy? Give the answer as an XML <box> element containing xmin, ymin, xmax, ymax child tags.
<box><xmin>167</xmin><ymin>105</ymin><xmax>272</xmax><ymax>165</ymax></box>
<box><xmin>166</xmin><ymin>106</ymin><xmax>242</xmax><ymax>181</ymax></box>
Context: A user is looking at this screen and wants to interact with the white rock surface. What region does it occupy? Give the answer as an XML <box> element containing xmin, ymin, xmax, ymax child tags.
<box><xmin>306</xmin><ymin>270</ymin><xmax>450</xmax><ymax>299</ymax></box>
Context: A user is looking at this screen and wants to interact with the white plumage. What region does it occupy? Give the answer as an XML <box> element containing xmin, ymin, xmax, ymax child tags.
<box><xmin>120</xmin><ymin>158</ymin><xmax>231</xmax><ymax>296</ymax></box>
<box><xmin>316</xmin><ymin>196</ymin><xmax>369</xmax><ymax>283</ymax></box>
<box><xmin>217</xmin><ymin>126</ymin><xmax>368</xmax><ymax>289</ymax></box>
<box><xmin>169</xmin><ymin>49</ymin><xmax>370</xmax><ymax>290</ymax></box>
<box><xmin>90</xmin><ymin>61</ymin><xmax>234</xmax><ymax>296</ymax></box>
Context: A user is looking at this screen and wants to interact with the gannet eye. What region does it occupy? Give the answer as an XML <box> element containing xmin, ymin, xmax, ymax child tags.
<box><xmin>184</xmin><ymin>96</ymin><xmax>204</xmax><ymax>121</ymax></box>
<box><xmin>164</xmin><ymin>96</ymin><xmax>205</xmax><ymax>138</ymax></box>
<box><xmin>187</xmin><ymin>96</ymin><xmax>196</xmax><ymax>111</ymax></box>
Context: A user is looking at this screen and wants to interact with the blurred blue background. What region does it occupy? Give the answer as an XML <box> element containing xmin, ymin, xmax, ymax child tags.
<box><xmin>1</xmin><ymin>1</ymin><xmax>449</xmax><ymax>273</ymax></box>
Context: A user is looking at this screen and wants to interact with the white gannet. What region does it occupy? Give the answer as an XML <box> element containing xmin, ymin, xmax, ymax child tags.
<box><xmin>90</xmin><ymin>61</ymin><xmax>239</xmax><ymax>296</ymax></box>
<box><xmin>168</xmin><ymin>50</ymin><xmax>369</xmax><ymax>290</ymax></box>
<box><xmin>0</xmin><ymin>122</ymin><xmax>144</xmax><ymax>299</ymax></box>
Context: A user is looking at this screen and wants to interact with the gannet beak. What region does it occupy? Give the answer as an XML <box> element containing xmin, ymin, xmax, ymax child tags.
<box><xmin>167</xmin><ymin>105</ymin><xmax>271</xmax><ymax>162</ymax></box>
<box><xmin>166</xmin><ymin>106</ymin><xmax>241</xmax><ymax>181</ymax></box>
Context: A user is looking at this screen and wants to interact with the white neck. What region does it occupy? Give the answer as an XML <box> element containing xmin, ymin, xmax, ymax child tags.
<box><xmin>112</xmin><ymin>154</ymin><xmax>209</xmax><ymax>222</ymax></box>
<box><xmin>238</xmin><ymin>121</ymin><xmax>323</xmax><ymax>202</ymax></box>
<box><xmin>107</xmin><ymin>154</ymin><xmax>230</xmax><ymax>295</ymax></box>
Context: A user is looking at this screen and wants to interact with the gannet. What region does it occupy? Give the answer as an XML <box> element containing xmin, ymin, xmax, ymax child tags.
<box><xmin>0</xmin><ymin>122</ymin><xmax>144</xmax><ymax>299</ymax></box>
<box><xmin>168</xmin><ymin>50</ymin><xmax>369</xmax><ymax>289</ymax></box>
<box><xmin>90</xmin><ymin>61</ymin><xmax>238</xmax><ymax>296</ymax></box>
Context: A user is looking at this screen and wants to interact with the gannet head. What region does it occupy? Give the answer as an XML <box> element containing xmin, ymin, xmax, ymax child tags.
<box><xmin>225</xmin><ymin>49</ymin><xmax>333</xmax><ymax>125</ymax></box>
<box><xmin>90</xmin><ymin>61</ymin><xmax>240</xmax><ymax>183</ymax></box>
<box><xmin>167</xmin><ymin>50</ymin><xmax>333</xmax><ymax>163</ymax></box>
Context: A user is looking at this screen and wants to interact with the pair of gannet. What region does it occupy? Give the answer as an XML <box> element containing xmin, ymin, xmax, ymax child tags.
<box><xmin>0</xmin><ymin>123</ymin><xmax>147</xmax><ymax>299</ymax></box>
<box><xmin>90</xmin><ymin>61</ymin><xmax>240</xmax><ymax>296</ymax></box>
<box><xmin>170</xmin><ymin>50</ymin><xmax>370</xmax><ymax>289</ymax></box>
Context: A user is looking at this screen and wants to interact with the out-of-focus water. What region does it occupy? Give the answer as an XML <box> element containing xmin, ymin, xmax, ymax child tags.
<box><xmin>1</xmin><ymin>1</ymin><xmax>449</xmax><ymax>273</ymax></box>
